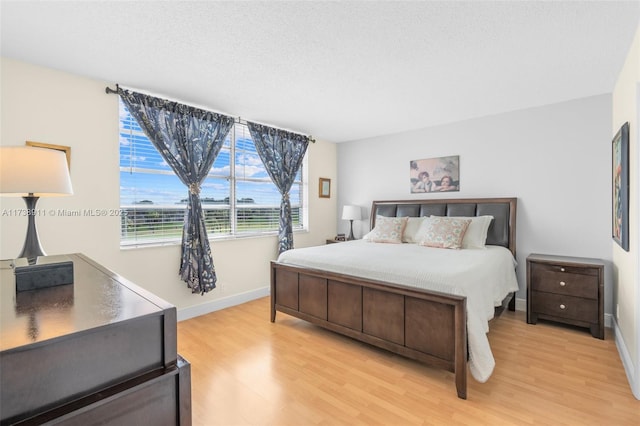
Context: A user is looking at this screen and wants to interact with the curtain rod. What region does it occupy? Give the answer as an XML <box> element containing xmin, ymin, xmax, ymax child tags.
<box><xmin>104</xmin><ymin>85</ymin><xmax>315</xmax><ymax>143</ymax></box>
<box><xmin>105</xmin><ymin>84</ymin><xmax>119</xmax><ymax>95</ymax></box>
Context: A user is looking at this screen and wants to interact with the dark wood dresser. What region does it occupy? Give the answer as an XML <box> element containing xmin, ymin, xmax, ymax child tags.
<box><xmin>526</xmin><ymin>253</ymin><xmax>604</xmax><ymax>339</ymax></box>
<box><xmin>0</xmin><ymin>253</ymin><xmax>191</xmax><ymax>425</ymax></box>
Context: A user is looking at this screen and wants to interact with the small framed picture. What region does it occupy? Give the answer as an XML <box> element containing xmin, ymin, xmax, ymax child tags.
<box><xmin>319</xmin><ymin>178</ymin><xmax>331</xmax><ymax>198</ymax></box>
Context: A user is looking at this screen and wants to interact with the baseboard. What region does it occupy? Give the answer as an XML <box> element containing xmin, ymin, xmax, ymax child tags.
<box><xmin>177</xmin><ymin>286</ymin><xmax>270</xmax><ymax>321</ymax></box>
<box><xmin>604</xmin><ymin>313</ymin><xmax>614</xmax><ymax>329</ymax></box>
<box><xmin>514</xmin><ymin>296</ymin><xmax>526</xmax><ymax>312</ymax></box>
<box><xmin>612</xmin><ymin>317</ymin><xmax>640</xmax><ymax>400</ymax></box>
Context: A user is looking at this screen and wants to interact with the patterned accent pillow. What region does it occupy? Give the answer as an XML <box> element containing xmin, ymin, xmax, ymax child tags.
<box><xmin>432</xmin><ymin>215</ymin><xmax>494</xmax><ymax>249</ymax></box>
<box><xmin>418</xmin><ymin>217</ymin><xmax>472</xmax><ymax>249</ymax></box>
<box><xmin>363</xmin><ymin>216</ymin><xmax>408</xmax><ymax>244</ymax></box>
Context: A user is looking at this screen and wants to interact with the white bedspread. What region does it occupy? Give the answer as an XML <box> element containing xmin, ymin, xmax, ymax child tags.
<box><xmin>277</xmin><ymin>240</ymin><xmax>519</xmax><ymax>382</ymax></box>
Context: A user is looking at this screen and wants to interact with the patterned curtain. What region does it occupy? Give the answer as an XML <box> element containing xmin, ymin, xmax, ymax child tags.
<box><xmin>247</xmin><ymin>122</ymin><xmax>309</xmax><ymax>254</ymax></box>
<box><xmin>119</xmin><ymin>89</ymin><xmax>234</xmax><ymax>294</ymax></box>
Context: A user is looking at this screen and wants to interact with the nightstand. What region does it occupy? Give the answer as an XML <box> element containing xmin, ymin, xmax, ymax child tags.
<box><xmin>326</xmin><ymin>239</ymin><xmax>345</xmax><ymax>244</ymax></box>
<box><xmin>527</xmin><ymin>253</ymin><xmax>604</xmax><ymax>339</ymax></box>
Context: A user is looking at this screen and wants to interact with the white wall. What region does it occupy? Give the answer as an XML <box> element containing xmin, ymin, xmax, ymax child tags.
<box><xmin>0</xmin><ymin>57</ymin><xmax>337</xmax><ymax>318</ymax></box>
<box><xmin>612</xmin><ymin>22</ymin><xmax>639</xmax><ymax>400</ymax></box>
<box><xmin>337</xmin><ymin>95</ymin><xmax>613</xmax><ymax>314</ymax></box>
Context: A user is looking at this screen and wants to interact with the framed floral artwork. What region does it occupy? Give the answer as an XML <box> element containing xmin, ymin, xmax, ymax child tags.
<box><xmin>612</xmin><ymin>122</ymin><xmax>629</xmax><ymax>251</ymax></box>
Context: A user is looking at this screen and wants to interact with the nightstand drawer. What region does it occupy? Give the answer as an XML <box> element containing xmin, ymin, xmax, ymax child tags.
<box><xmin>530</xmin><ymin>261</ymin><xmax>600</xmax><ymax>277</ymax></box>
<box><xmin>531</xmin><ymin>291</ymin><xmax>598</xmax><ymax>323</ymax></box>
<box><xmin>530</xmin><ymin>263</ymin><xmax>598</xmax><ymax>299</ymax></box>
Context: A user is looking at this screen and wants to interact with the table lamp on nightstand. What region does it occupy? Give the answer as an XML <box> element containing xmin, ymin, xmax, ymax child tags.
<box><xmin>0</xmin><ymin>146</ymin><xmax>73</xmax><ymax>261</ymax></box>
<box><xmin>342</xmin><ymin>205</ymin><xmax>361</xmax><ymax>241</ymax></box>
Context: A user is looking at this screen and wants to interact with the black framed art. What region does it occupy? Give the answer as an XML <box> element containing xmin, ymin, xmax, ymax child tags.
<box><xmin>612</xmin><ymin>122</ymin><xmax>630</xmax><ymax>251</ymax></box>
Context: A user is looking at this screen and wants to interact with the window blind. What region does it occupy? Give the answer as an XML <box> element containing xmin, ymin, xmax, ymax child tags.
<box><xmin>119</xmin><ymin>99</ymin><xmax>305</xmax><ymax>246</ymax></box>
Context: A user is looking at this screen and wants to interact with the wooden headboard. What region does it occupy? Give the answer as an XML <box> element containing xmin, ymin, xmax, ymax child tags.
<box><xmin>370</xmin><ymin>197</ymin><xmax>517</xmax><ymax>256</ymax></box>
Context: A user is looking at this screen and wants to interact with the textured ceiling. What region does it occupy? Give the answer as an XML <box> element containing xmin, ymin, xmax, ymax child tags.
<box><xmin>1</xmin><ymin>1</ymin><xmax>639</xmax><ymax>142</ymax></box>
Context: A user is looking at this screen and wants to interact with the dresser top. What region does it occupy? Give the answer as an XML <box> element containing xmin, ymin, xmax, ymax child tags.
<box><xmin>527</xmin><ymin>253</ymin><xmax>604</xmax><ymax>267</ymax></box>
<box><xmin>0</xmin><ymin>253</ymin><xmax>174</xmax><ymax>352</ymax></box>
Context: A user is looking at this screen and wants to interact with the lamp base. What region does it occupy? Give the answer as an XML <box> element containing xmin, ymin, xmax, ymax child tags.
<box><xmin>347</xmin><ymin>220</ymin><xmax>355</xmax><ymax>241</ymax></box>
<box><xmin>13</xmin><ymin>255</ymin><xmax>74</xmax><ymax>292</ymax></box>
<box><xmin>18</xmin><ymin>195</ymin><xmax>46</xmax><ymax>262</ymax></box>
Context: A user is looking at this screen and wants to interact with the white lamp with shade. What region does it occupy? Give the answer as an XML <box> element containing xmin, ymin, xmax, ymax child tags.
<box><xmin>0</xmin><ymin>146</ymin><xmax>73</xmax><ymax>261</ymax></box>
<box><xmin>341</xmin><ymin>205</ymin><xmax>361</xmax><ymax>240</ymax></box>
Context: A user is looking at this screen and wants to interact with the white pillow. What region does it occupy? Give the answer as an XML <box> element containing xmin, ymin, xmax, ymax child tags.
<box><xmin>450</xmin><ymin>215</ymin><xmax>494</xmax><ymax>249</ymax></box>
<box><xmin>402</xmin><ymin>216</ymin><xmax>428</xmax><ymax>243</ymax></box>
<box><xmin>363</xmin><ymin>216</ymin><xmax>408</xmax><ymax>244</ymax></box>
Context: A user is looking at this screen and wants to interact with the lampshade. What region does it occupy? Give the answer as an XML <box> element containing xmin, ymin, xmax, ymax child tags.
<box><xmin>342</xmin><ymin>205</ymin><xmax>361</xmax><ymax>221</ymax></box>
<box><xmin>0</xmin><ymin>146</ymin><xmax>73</xmax><ymax>196</ymax></box>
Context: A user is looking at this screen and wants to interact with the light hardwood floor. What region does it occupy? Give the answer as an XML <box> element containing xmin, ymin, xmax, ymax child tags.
<box><xmin>177</xmin><ymin>297</ymin><xmax>638</xmax><ymax>425</ymax></box>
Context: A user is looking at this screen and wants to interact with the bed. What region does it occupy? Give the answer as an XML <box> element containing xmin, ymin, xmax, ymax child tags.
<box><xmin>270</xmin><ymin>197</ymin><xmax>518</xmax><ymax>399</ymax></box>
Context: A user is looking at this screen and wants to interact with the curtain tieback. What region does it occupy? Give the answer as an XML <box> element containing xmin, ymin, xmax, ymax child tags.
<box><xmin>189</xmin><ymin>183</ymin><xmax>201</xmax><ymax>196</ymax></box>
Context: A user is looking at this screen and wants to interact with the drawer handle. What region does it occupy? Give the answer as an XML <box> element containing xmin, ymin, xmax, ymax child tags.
<box><xmin>559</xmin><ymin>304</ymin><xmax>566</xmax><ymax>310</ymax></box>
<box><xmin>559</xmin><ymin>281</ymin><xmax>566</xmax><ymax>287</ymax></box>
<box><xmin>560</xmin><ymin>267</ymin><xmax>565</xmax><ymax>272</ymax></box>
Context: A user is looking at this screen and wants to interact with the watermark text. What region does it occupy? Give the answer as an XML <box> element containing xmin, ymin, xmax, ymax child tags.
<box><xmin>1</xmin><ymin>208</ymin><xmax>125</xmax><ymax>217</ymax></box>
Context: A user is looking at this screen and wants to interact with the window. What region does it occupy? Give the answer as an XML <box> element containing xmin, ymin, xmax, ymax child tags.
<box><xmin>119</xmin><ymin>99</ymin><xmax>306</xmax><ymax>246</ymax></box>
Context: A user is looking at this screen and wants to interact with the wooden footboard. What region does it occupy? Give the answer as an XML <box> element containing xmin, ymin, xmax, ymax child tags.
<box><xmin>270</xmin><ymin>261</ymin><xmax>468</xmax><ymax>399</ymax></box>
